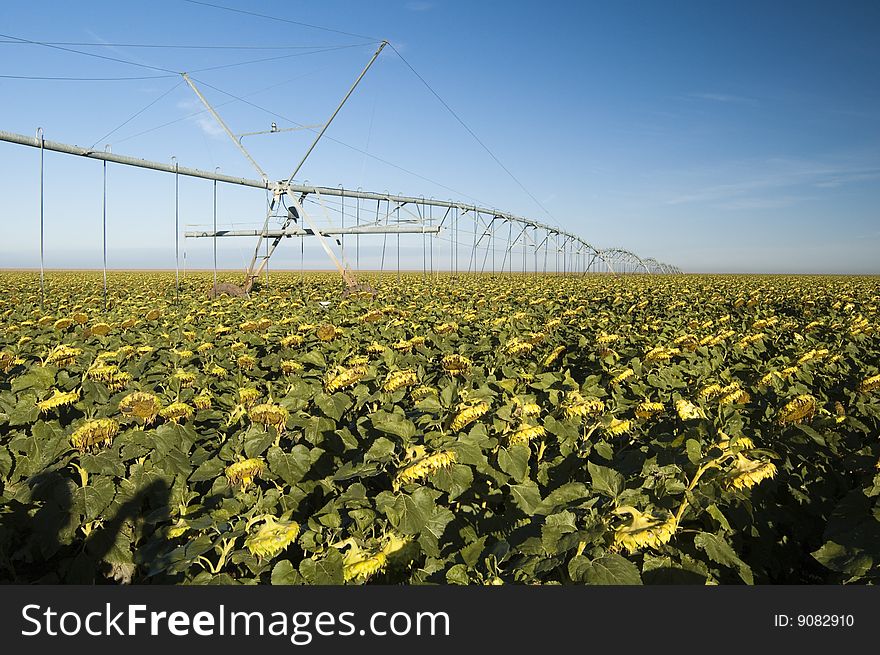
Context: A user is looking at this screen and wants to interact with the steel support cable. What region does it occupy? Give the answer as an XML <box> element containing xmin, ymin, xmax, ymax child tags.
<box><xmin>0</xmin><ymin>73</ymin><xmax>175</xmax><ymax>81</ymax></box>
<box><xmin>387</xmin><ymin>42</ymin><xmax>556</xmax><ymax>224</ymax></box>
<box><xmin>0</xmin><ymin>38</ymin><xmax>371</xmax><ymax>50</ymax></box>
<box><xmin>187</xmin><ymin>43</ymin><xmax>376</xmax><ymax>74</ymax></box>
<box><xmin>1</xmin><ymin>49</ymin><xmax>367</xmax><ymax>82</ymax></box>
<box><xmin>182</xmin><ymin>0</ymin><xmax>381</xmax><ymax>42</ymax></box>
<box><xmin>0</xmin><ymin>32</ymin><xmax>179</xmax><ymax>74</ymax></box>
<box><xmin>89</xmin><ymin>80</ymin><xmax>183</xmax><ymax>149</ymax></box>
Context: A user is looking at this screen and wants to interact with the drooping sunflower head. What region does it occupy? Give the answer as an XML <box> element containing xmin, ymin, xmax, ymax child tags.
<box><xmin>347</xmin><ymin>355</ymin><xmax>370</xmax><ymax>367</ymax></box>
<box><xmin>118</xmin><ymin>391</ymin><xmax>161</xmax><ymax>425</ymax></box>
<box><xmin>514</xmin><ymin>399</ymin><xmax>542</xmax><ymax>418</ymax></box>
<box><xmin>172</xmin><ymin>369</ymin><xmax>197</xmax><ymax>388</ymax></box>
<box><xmin>45</xmin><ymin>344</ymin><xmax>82</xmax><ymax>367</ymax></box>
<box><xmin>394</xmin><ymin>450</ymin><xmax>457</xmax><ymax>489</ymax></box>
<box><xmin>366</xmin><ymin>341</ymin><xmax>386</xmax><ymax>355</ymax></box>
<box><xmin>225</xmin><ymin>458</ymin><xmax>266</xmax><ymax>490</ymax></box>
<box><xmin>450</xmin><ymin>401</ymin><xmax>490</xmax><ymax>431</ymax></box>
<box><xmin>441</xmin><ymin>354</ymin><xmax>472</xmax><ymax>375</ymax></box>
<box><xmin>609</xmin><ymin>368</ymin><xmax>634</xmax><ymax>386</ymax></box>
<box><xmin>207</xmin><ymin>364</ymin><xmax>227</xmax><ymax>378</ymax></box>
<box><xmin>644</xmin><ymin>346</ymin><xmax>674</xmax><ymax>363</ymax></box>
<box><xmin>0</xmin><ymin>351</ymin><xmax>19</xmax><ymax>373</ymax></box>
<box><xmin>597</xmin><ymin>332</ymin><xmax>620</xmax><ymax>345</ymax></box>
<box><xmin>245</xmin><ymin>515</ymin><xmax>299</xmax><ymax>560</ymax></box>
<box><xmin>90</xmin><ymin>322</ymin><xmax>113</xmax><ymax>337</ymax></box>
<box><xmin>281</xmin><ymin>333</ymin><xmax>304</xmax><ymax>349</ymax></box>
<box><xmin>86</xmin><ymin>362</ymin><xmax>119</xmax><ymax>383</ymax></box>
<box><xmin>858</xmin><ymin>374</ymin><xmax>880</xmax><ymax>393</ymax></box>
<box><xmin>716</xmin><ymin>431</ymin><xmax>755</xmax><ymax>452</ymax></box>
<box><xmin>698</xmin><ymin>383</ymin><xmax>723</xmax><ymax>400</ymax></box>
<box><xmin>248</xmin><ymin>403</ymin><xmax>289</xmax><ymax>433</ymax></box>
<box><xmin>383</xmin><ymin>369</ymin><xmax>418</xmax><ymax>393</ymax></box>
<box><xmin>777</xmin><ymin>394</ymin><xmax>817</xmax><ymax>425</ymax></box>
<box><xmin>675</xmin><ymin>398</ymin><xmax>705</xmax><ymax>420</ymax></box>
<box><xmin>392</xmin><ymin>338</ymin><xmax>413</xmax><ymax>352</ymax></box>
<box><xmin>543</xmin><ymin>345</ymin><xmax>566</xmax><ymax>367</ymax></box>
<box><xmin>193</xmin><ymin>391</ymin><xmax>212</xmax><ymax>410</ymax></box>
<box><xmin>719</xmin><ymin>386</ymin><xmax>750</xmax><ymax>406</ymax></box>
<box><xmin>37</xmin><ymin>388</ymin><xmax>80</xmax><ymax>413</ymax></box>
<box><xmin>159</xmin><ymin>401</ymin><xmax>194</xmax><ymax>424</ymax></box>
<box><xmin>411</xmin><ymin>385</ymin><xmax>437</xmax><ymax>401</ymax></box>
<box><xmin>834</xmin><ymin>401</ymin><xmax>846</xmax><ymax>423</ymax></box>
<box><xmin>236</xmin><ymin>353</ymin><xmax>257</xmax><ymax>370</ymax></box>
<box><xmin>343</xmin><ymin>544</ymin><xmax>388</xmax><ymax>584</ymax></box>
<box><xmin>610</xmin><ymin>506</ymin><xmax>677</xmax><ymax>554</ymax></box>
<box><xmin>562</xmin><ymin>392</ymin><xmax>604</xmax><ymax>420</ymax></box>
<box><xmin>324</xmin><ymin>365</ymin><xmax>367</xmax><ymax>393</ymax></box>
<box><xmin>726</xmin><ymin>453</ymin><xmax>777</xmax><ymax>490</ymax></box>
<box><xmin>605</xmin><ymin>418</ymin><xmax>633</xmax><ymax>437</ymax></box>
<box><xmin>106</xmin><ymin>371</ymin><xmax>132</xmax><ymax>392</ymax></box>
<box><xmin>238</xmin><ymin>386</ymin><xmax>261</xmax><ymax>408</ymax></box>
<box><xmin>317</xmin><ymin>323</ymin><xmax>341</xmax><ymax>342</ymax></box>
<box><xmin>360</xmin><ymin>309</ymin><xmax>385</xmax><ymax>324</ymax></box>
<box><xmin>508</xmin><ymin>423</ymin><xmax>546</xmax><ymax>446</ymax></box>
<box><xmin>503</xmin><ymin>338</ymin><xmax>534</xmax><ymax>357</ymax></box>
<box><xmin>280</xmin><ymin>359</ymin><xmax>304</xmax><ymax>375</ymax></box>
<box><xmin>635</xmin><ymin>401</ymin><xmax>664</xmax><ymax>419</ymax></box>
<box><xmin>70</xmin><ymin>418</ymin><xmax>119</xmax><ymax>452</ymax></box>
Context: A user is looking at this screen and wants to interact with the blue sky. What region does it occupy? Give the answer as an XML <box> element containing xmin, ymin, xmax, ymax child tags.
<box><xmin>1</xmin><ymin>0</ymin><xmax>878</xmax><ymax>273</ymax></box>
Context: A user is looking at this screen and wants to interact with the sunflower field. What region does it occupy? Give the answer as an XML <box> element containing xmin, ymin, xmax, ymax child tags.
<box><xmin>1</xmin><ymin>271</ymin><xmax>878</xmax><ymax>585</ymax></box>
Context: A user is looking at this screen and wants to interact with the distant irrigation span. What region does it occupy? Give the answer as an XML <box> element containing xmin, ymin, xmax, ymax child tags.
<box><xmin>0</xmin><ymin>128</ymin><xmax>681</xmax><ymax>286</ymax></box>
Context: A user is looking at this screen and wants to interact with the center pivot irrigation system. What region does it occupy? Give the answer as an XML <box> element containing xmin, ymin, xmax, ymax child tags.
<box><xmin>1</xmin><ymin>40</ymin><xmax>680</xmax><ymax>299</ymax></box>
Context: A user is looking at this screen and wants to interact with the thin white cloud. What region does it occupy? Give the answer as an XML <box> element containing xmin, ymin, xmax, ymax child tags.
<box><xmin>689</xmin><ymin>92</ymin><xmax>758</xmax><ymax>106</ymax></box>
<box><xmin>713</xmin><ymin>195</ymin><xmax>805</xmax><ymax>210</ymax></box>
<box><xmin>813</xmin><ymin>171</ymin><xmax>880</xmax><ymax>188</ymax></box>
<box><xmin>176</xmin><ymin>99</ymin><xmax>225</xmax><ymax>138</ymax></box>
<box><xmin>663</xmin><ymin>156</ymin><xmax>880</xmax><ymax>207</ymax></box>
<box><xmin>195</xmin><ymin>115</ymin><xmax>225</xmax><ymax>138</ymax></box>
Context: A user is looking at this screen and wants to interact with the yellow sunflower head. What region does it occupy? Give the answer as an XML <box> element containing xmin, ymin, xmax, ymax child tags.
<box><xmin>449</xmin><ymin>401</ymin><xmax>490</xmax><ymax>431</ymax></box>
<box><xmin>159</xmin><ymin>401</ymin><xmax>194</xmax><ymax>424</ymax></box>
<box><xmin>726</xmin><ymin>453</ymin><xmax>777</xmax><ymax>490</ymax></box>
<box><xmin>70</xmin><ymin>418</ymin><xmax>119</xmax><ymax>451</ymax></box>
<box><xmin>248</xmin><ymin>403</ymin><xmax>289</xmax><ymax>433</ymax></box>
<box><xmin>383</xmin><ymin>369</ymin><xmax>418</xmax><ymax>393</ymax></box>
<box><xmin>777</xmin><ymin>394</ymin><xmax>817</xmax><ymax>425</ymax></box>
<box><xmin>675</xmin><ymin>398</ymin><xmax>705</xmax><ymax>420</ymax></box>
<box><xmin>245</xmin><ymin>516</ymin><xmax>299</xmax><ymax>560</ymax></box>
<box><xmin>37</xmin><ymin>388</ymin><xmax>80</xmax><ymax>413</ymax></box>
<box><xmin>118</xmin><ymin>391</ymin><xmax>161</xmax><ymax>425</ymax></box>
<box><xmin>610</xmin><ymin>506</ymin><xmax>676</xmax><ymax>554</ymax></box>
<box><xmin>225</xmin><ymin>458</ymin><xmax>266</xmax><ymax>490</ymax></box>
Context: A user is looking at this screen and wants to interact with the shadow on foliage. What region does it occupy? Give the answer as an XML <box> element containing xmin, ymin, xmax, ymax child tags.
<box><xmin>0</xmin><ymin>474</ymin><xmax>171</xmax><ymax>584</ymax></box>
